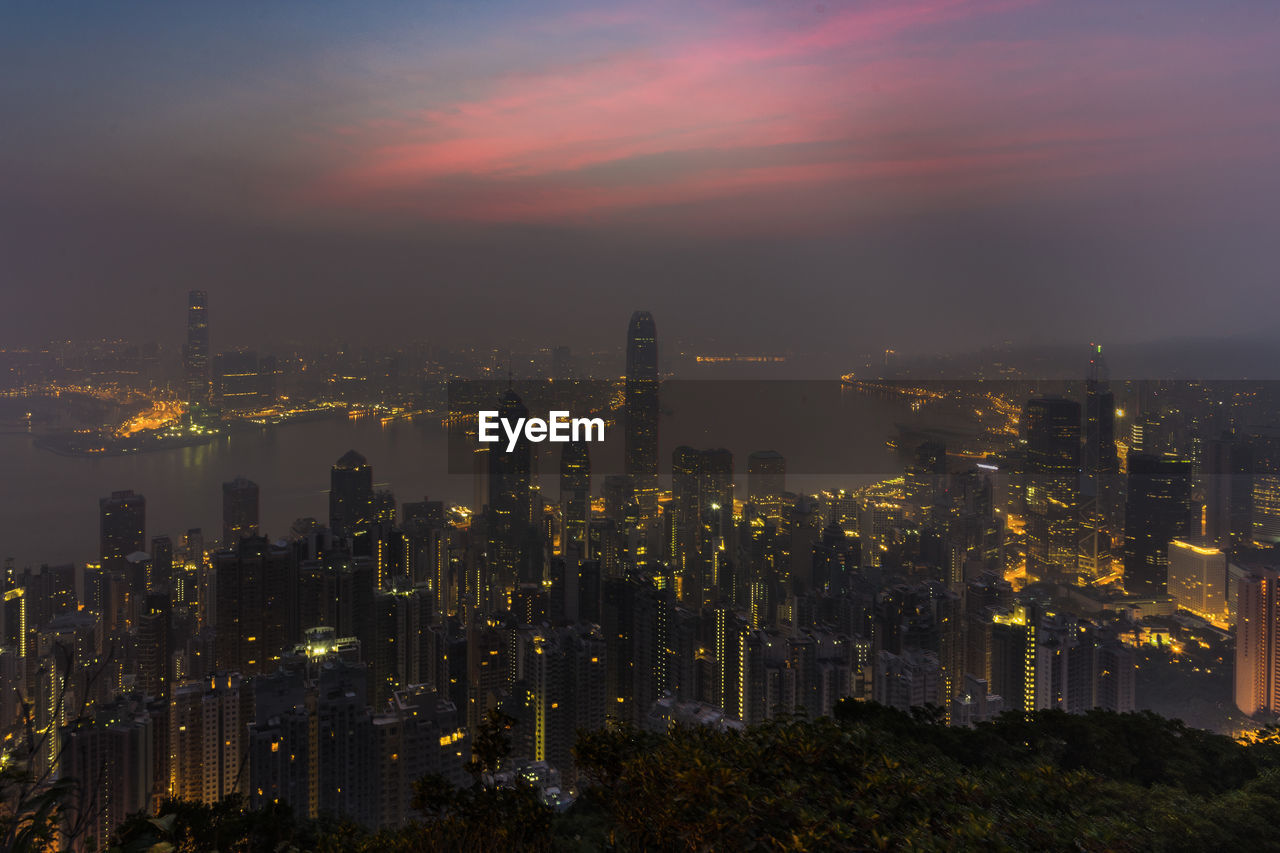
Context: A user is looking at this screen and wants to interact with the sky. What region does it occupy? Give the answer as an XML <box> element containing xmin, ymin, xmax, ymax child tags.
<box><xmin>2</xmin><ymin>0</ymin><xmax>1279</xmax><ymax>359</ymax></box>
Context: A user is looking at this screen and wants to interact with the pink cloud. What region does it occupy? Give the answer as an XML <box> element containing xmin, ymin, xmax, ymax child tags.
<box><xmin>286</xmin><ymin>0</ymin><xmax>1270</xmax><ymax>227</ymax></box>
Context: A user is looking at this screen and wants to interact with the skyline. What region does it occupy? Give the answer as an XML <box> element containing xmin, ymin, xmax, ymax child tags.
<box><xmin>4</xmin><ymin>1</ymin><xmax>1280</xmax><ymax>352</ymax></box>
<box><xmin>9</xmin><ymin>6</ymin><xmax>1280</xmax><ymax>850</ymax></box>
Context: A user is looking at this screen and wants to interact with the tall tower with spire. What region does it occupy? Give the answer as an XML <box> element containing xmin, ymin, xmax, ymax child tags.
<box><xmin>487</xmin><ymin>388</ymin><xmax>534</xmax><ymax>595</ymax></box>
<box><xmin>625</xmin><ymin>311</ymin><xmax>659</xmax><ymax>526</ymax></box>
<box><xmin>1081</xmin><ymin>344</ymin><xmax>1121</xmax><ymax>580</ymax></box>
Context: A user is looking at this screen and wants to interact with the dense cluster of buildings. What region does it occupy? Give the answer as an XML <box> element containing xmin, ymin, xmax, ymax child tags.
<box><xmin>5</xmin><ymin>302</ymin><xmax>1280</xmax><ymax>849</ymax></box>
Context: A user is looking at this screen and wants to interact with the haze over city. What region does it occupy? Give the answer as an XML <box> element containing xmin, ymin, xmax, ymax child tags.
<box><xmin>8</xmin><ymin>3</ymin><xmax>1280</xmax><ymax>851</ymax></box>
<box><xmin>4</xmin><ymin>0</ymin><xmax>1280</xmax><ymax>352</ymax></box>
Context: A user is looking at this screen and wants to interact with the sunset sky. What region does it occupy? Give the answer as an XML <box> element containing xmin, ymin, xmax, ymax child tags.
<box><xmin>3</xmin><ymin>0</ymin><xmax>1278</xmax><ymax>356</ymax></box>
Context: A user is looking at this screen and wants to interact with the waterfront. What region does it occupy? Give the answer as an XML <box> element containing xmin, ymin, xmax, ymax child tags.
<box><xmin>0</xmin><ymin>383</ymin><xmax>936</xmax><ymax>568</ymax></box>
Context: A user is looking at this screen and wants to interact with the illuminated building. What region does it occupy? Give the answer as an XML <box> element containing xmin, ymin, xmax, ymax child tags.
<box><xmin>624</xmin><ymin>311</ymin><xmax>659</xmax><ymax>526</ymax></box>
<box><xmin>100</xmin><ymin>489</ymin><xmax>146</xmax><ymax>572</ymax></box>
<box><xmin>150</xmin><ymin>535</ymin><xmax>174</xmax><ymax>590</ymax></box>
<box><xmin>1235</xmin><ymin>566</ymin><xmax>1280</xmax><ymax>715</ymax></box>
<box><xmin>905</xmin><ymin>440</ymin><xmax>947</xmax><ymax>513</ymax></box>
<box><xmin>859</xmin><ymin>497</ymin><xmax>904</xmax><ymax>570</ymax></box>
<box><xmin>248</xmin><ymin>661</ymin><xmax>465</xmax><ymax>828</ymax></box>
<box><xmin>873</xmin><ymin>649</ymin><xmax>940</xmax><ymax>712</ymax></box>
<box><xmin>559</xmin><ymin>440</ymin><xmax>590</xmax><ymax>560</ymax></box>
<box><xmin>522</xmin><ymin>625</ymin><xmax>606</xmax><ymax>787</ymax></box>
<box><xmin>1167</xmin><ymin>539</ymin><xmax>1227</xmax><ymax>623</ymax></box>
<box><xmin>486</xmin><ymin>389</ymin><xmax>534</xmax><ymax>592</ymax></box>
<box><xmin>34</xmin><ymin>612</ymin><xmax>104</xmax><ymax>780</ymax></box>
<box><xmin>985</xmin><ymin>605</ymin><xmax>1042</xmax><ymax>714</ymax></box>
<box><xmin>1081</xmin><ymin>351</ymin><xmax>1121</xmax><ymax>579</ymax></box>
<box><xmin>1083</xmin><ymin>348</ymin><xmax>1119</xmax><ymax>505</ymax></box>
<box><xmin>212</xmin><ymin>349</ymin><xmax>277</xmax><ymax>411</ymax></box>
<box><xmin>136</xmin><ymin>590</ymin><xmax>171</xmax><ymax>699</ymax></box>
<box><xmin>213</xmin><ymin>537</ymin><xmax>290</xmax><ymax>677</ymax></box>
<box><xmin>1022</xmin><ymin>398</ymin><xmax>1081</xmax><ymax>583</ymax></box>
<box><xmin>949</xmin><ymin>675</ymin><xmax>1004</xmax><ymax>727</ymax></box>
<box><xmin>1203</xmin><ymin>432</ymin><xmax>1252</xmax><ymax>549</ymax></box>
<box><xmin>168</xmin><ymin>673</ymin><xmax>245</xmax><ymax>804</ymax></box>
<box><xmin>370</xmin><ymin>586</ymin><xmax>430</xmax><ymax>705</ymax></box>
<box><xmin>1247</xmin><ymin>427</ymin><xmax>1280</xmax><ymax>544</ymax></box>
<box><xmin>671</xmin><ymin>446</ymin><xmax>733</xmax><ymax>608</ymax></box>
<box><xmin>601</xmin><ymin>474</ymin><xmax>633</xmax><ymax>527</ymax></box>
<box><xmin>747</xmin><ymin>450</ymin><xmax>787</xmax><ymax>528</ymax></box>
<box><xmin>601</xmin><ymin>573</ymin><xmax>672</xmax><ymax>725</ymax></box>
<box><xmin>183</xmin><ymin>289</ymin><xmax>210</xmax><ymax>405</ymax></box>
<box><xmin>222</xmin><ymin>476</ymin><xmax>260</xmax><ymax>546</ymax></box>
<box><xmin>713</xmin><ymin>605</ymin><xmax>744</xmax><ymax>718</ymax></box>
<box><xmin>329</xmin><ymin>450</ymin><xmax>374</xmax><ymax>538</ymax></box>
<box><xmin>60</xmin><ymin>695</ymin><xmax>157</xmax><ymax>849</ymax></box>
<box><xmin>1123</xmin><ymin>453</ymin><xmax>1192</xmax><ymax>597</ymax></box>
<box><xmin>465</xmin><ymin>620</ymin><xmax>508</xmax><ymax>732</ymax></box>
<box><xmin>1037</xmin><ymin>615</ymin><xmax>1135</xmax><ymax>713</ymax></box>
<box><xmin>403</xmin><ymin>500</ymin><xmax>449</xmax><ymax>619</ymax></box>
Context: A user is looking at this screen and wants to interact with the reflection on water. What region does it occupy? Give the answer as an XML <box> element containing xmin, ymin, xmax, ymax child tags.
<box><xmin>2</xmin><ymin>390</ymin><xmax>914</xmax><ymax>569</ymax></box>
<box><xmin>1</xmin><ymin>416</ymin><xmax>459</xmax><ymax>568</ymax></box>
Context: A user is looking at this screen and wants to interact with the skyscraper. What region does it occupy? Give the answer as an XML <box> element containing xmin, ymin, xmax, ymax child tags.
<box><xmin>1082</xmin><ymin>346</ymin><xmax>1118</xmax><ymax>499</ymax></box>
<box><xmin>100</xmin><ymin>490</ymin><xmax>146</xmax><ymax>572</ymax></box>
<box><xmin>1247</xmin><ymin>427</ymin><xmax>1280</xmax><ymax>545</ymax></box>
<box><xmin>624</xmin><ymin>311</ymin><xmax>659</xmax><ymax>526</ymax></box>
<box><xmin>1203</xmin><ymin>432</ymin><xmax>1252</xmax><ymax>550</ymax></box>
<box><xmin>212</xmin><ymin>349</ymin><xmax>276</xmax><ymax>412</ymax></box>
<box><xmin>169</xmin><ymin>673</ymin><xmax>246</xmax><ymax>804</ymax></box>
<box><xmin>183</xmin><ymin>289</ymin><xmax>210</xmax><ymax>405</ymax></box>
<box><xmin>671</xmin><ymin>446</ymin><xmax>734</xmax><ymax>607</ymax></box>
<box><xmin>487</xmin><ymin>389</ymin><xmax>534</xmax><ymax>594</ymax></box>
<box><xmin>747</xmin><ymin>450</ymin><xmax>786</xmax><ymax>527</ymax></box>
<box><xmin>330</xmin><ymin>450</ymin><xmax>374</xmax><ymax>538</ymax></box>
<box><xmin>222</xmin><ymin>477</ymin><xmax>260</xmax><ymax>545</ymax></box>
<box><xmin>1235</xmin><ymin>565</ymin><xmax>1280</xmax><ymax>716</ymax></box>
<box><xmin>1082</xmin><ymin>348</ymin><xmax>1121</xmax><ymax>570</ymax></box>
<box><xmin>213</xmin><ymin>536</ymin><xmax>290</xmax><ymax>676</ymax></box>
<box><xmin>1123</xmin><ymin>453</ymin><xmax>1192</xmax><ymax>597</ymax></box>
<box><xmin>1022</xmin><ymin>398</ymin><xmax>1081</xmax><ymax>582</ymax></box>
<box><xmin>559</xmin><ymin>440</ymin><xmax>590</xmax><ymax>559</ymax></box>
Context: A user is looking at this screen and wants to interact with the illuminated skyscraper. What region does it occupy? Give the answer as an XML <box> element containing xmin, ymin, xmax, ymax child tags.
<box><xmin>624</xmin><ymin>311</ymin><xmax>659</xmax><ymax>526</ymax></box>
<box><xmin>61</xmin><ymin>696</ymin><xmax>157</xmax><ymax>849</ymax></box>
<box><xmin>213</xmin><ymin>537</ymin><xmax>290</xmax><ymax>677</ymax></box>
<box><xmin>1203</xmin><ymin>432</ymin><xmax>1252</xmax><ymax>549</ymax></box>
<box><xmin>100</xmin><ymin>490</ymin><xmax>146</xmax><ymax>572</ymax></box>
<box><xmin>1235</xmin><ymin>565</ymin><xmax>1280</xmax><ymax>715</ymax></box>
<box><xmin>1123</xmin><ymin>453</ymin><xmax>1192</xmax><ymax>597</ymax></box>
<box><xmin>183</xmin><ymin>289</ymin><xmax>210</xmax><ymax>405</ymax></box>
<box><xmin>1022</xmin><ymin>398</ymin><xmax>1081</xmax><ymax>582</ymax></box>
<box><xmin>1082</xmin><ymin>347</ymin><xmax>1117</xmax><ymax>494</ymax></box>
<box><xmin>212</xmin><ymin>349</ymin><xmax>276</xmax><ymax>411</ymax></box>
<box><xmin>1247</xmin><ymin>427</ymin><xmax>1280</xmax><ymax>545</ymax></box>
<box><xmin>487</xmin><ymin>389</ymin><xmax>533</xmax><ymax>594</ymax></box>
<box><xmin>905</xmin><ymin>440</ymin><xmax>947</xmax><ymax>512</ymax></box>
<box><xmin>523</xmin><ymin>624</ymin><xmax>606</xmax><ymax>786</ymax></box>
<box><xmin>150</xmin><ymin>535</ymin><xmax>174</xmax><ymax>589</ymax></box>
<box><xmin>671</xmin><ymin>447</ymin><xmax>733</xmax><ymax>607</ymax></box>
<box><xmin>747</xmin><ymin>450</ymin><xmax>786</xmax><ymax>527</ymax></box>
<box><xmin>1079</xmin><ymin>357</ymin><xmax>1119</xmax><ymax>582</ymax></box>
<box><xmin>222</xmin><ymin>476</ymin><xmax>260</xmax><ymax>546</ymax></box>
<box><xmin>169</xmin><ymin>673</ymin><xmax>246</xmax><ymax>804</ymax></box>
<box><xmin>329</xmin><ymin>450</ymin><xmax>374</xmax><ymax>538</ymax></box>
<box><xmin>559</xmin><ymin>440</ymin><xmax>590</xmax><ymax>559</ymax></box>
